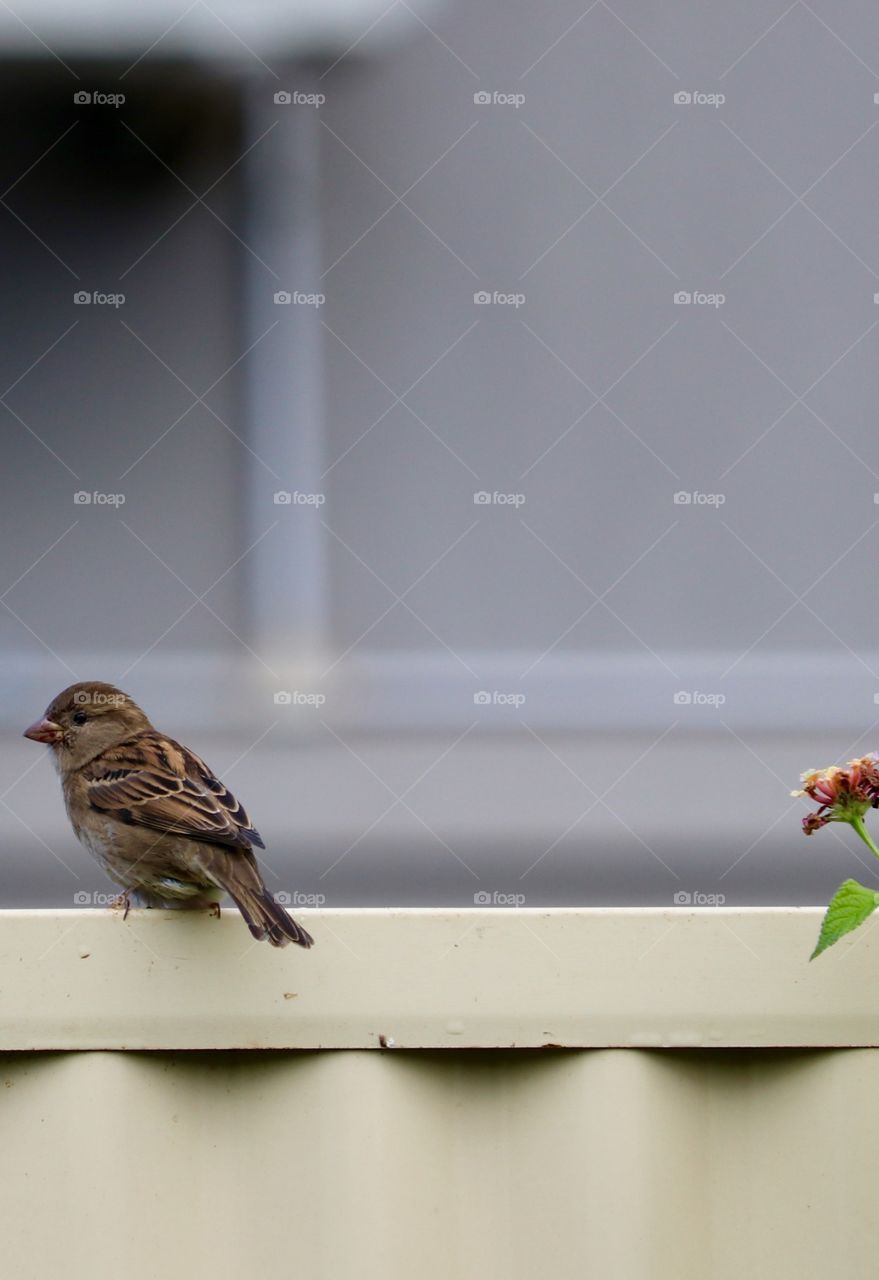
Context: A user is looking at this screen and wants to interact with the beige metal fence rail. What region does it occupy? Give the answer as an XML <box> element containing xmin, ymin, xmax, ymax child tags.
<box><xmin>2</xmin><ymin>908</ymin><xmax>877</xmax><ymax>1279</ymax></box>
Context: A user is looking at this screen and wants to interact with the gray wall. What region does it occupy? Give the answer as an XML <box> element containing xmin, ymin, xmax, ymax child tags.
<box><xmin>321</xmin><ymin>0</ymin><xmax>879</xmax><ymax>659</ymax></box>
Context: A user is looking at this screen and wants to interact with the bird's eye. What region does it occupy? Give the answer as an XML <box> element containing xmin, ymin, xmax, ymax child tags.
<box><xmin>72</xmin><ymin>710</ymin><xmax>88</xmax><ymax>726</ymax></box>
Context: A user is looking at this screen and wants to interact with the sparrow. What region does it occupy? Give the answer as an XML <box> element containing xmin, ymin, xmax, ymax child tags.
<box><xmin>23</xmin><ymin>681</ymin><xmax>313</xmax><ymax>949</ymax></box>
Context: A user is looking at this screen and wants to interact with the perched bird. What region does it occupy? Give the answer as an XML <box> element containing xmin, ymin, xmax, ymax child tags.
<box><xmin>23</xmin><ymin>681</ymin><xmax>313</xmax><ymax>949</ymax></box>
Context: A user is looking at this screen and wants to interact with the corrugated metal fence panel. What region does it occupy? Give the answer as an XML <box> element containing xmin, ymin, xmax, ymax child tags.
<box><xmin>1</xmin><ymin>908</ymin><xmax>878</xmax><ymax>1048</ymax></box>
<box><xmin>1</xmin><ymin>1048</ymin><xmax>877</xmax><ymax>1279</ymax></box>
<box><xmin>3</xmin><ymin>911</ymin><xmax>879</xmax><ymax>1277</ymax></box>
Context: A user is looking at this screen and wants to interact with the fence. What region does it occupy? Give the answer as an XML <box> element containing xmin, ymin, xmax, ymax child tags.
<box><xmin>1</xmin><ymin>908</ymin><xmax>877</xmax><ymax>1278</ymax></box>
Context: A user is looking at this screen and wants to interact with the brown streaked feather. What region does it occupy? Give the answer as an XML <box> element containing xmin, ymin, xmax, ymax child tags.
<box><xmin>82</xmin><ymin>731</ymin><xmax>264</xmax><ymax>851</ymax></box>
<box><xmin>187</xmin><ymin>846</ymin><xmax>314</xmax><ymax>949</ymax></box>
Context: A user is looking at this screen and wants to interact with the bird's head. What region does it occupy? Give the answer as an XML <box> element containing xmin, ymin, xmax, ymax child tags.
<box><xmin>23</xmin><ymin>682</ymin><xmax>152</xmax><ymax>769</ymax></box>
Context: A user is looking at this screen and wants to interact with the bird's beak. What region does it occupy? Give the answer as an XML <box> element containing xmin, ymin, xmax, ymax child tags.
<box><xmin>23</xmin><ymin>717</ymin><xmax>63</xmax><ymax>745</ymax></box>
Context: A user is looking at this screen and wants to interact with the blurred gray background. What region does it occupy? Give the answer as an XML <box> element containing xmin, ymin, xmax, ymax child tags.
<box><xmin>1</xmin><ymin>0</ymin><xmax>878</xmax><ymax>911</ymax></box>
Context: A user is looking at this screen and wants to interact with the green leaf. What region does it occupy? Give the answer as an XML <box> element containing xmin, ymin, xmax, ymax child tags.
<box><xmin>811</xmin><ymin>879</ymin><xmax>879</xmax><ymax>959</ymax></box>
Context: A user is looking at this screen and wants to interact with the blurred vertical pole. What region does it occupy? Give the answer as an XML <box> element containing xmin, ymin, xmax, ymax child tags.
<box><xmin>241</xmin><ymin>69</ymin><xmax>327</xmax><ymax>673</ymax></box>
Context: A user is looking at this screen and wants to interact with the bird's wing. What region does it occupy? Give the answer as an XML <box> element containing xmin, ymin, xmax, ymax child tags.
<box><xmin>82</xmin><ymin>732</ymin><xmax>265</xmax><ymax>850</ymax></box>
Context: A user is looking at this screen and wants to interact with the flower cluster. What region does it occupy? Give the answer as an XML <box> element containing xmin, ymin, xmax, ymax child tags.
<box><xmin>793</xmin><ymin>753</ymin><xmax>879</xmax><ymax>958</ymax></box>
<box><xmin>792</xmin><ymin>754</ymin><xmax>879</xmax><ymax>835</ymax></box>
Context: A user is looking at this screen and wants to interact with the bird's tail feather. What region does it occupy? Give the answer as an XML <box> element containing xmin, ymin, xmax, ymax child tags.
<box><xmin>194</xmin><ymin>849</ymin><xmax>314</xmax><ymax>949</ymax></box>
<box><xmin>232</xmin><ymin>885</ymin><xmax>314</xmax><ymax>949</ymax></box>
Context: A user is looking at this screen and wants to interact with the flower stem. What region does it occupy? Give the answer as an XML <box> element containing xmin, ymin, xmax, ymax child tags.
<box><xmin>850</xmin><ymin>813</ymin><xmax>879</xmax><ymax>861</ymax></box>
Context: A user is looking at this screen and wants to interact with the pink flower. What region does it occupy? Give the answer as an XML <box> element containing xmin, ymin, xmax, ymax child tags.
<box><xmin>792</xmin><ymin>754</ymin><xmax>879</xmax><ymax>834</ymax></box>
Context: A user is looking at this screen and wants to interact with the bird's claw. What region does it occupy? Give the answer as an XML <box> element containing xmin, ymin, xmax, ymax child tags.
<box><xmin>110</xmin><ymin>890</ymin><xmax>132</xmax><ymax>920</ymax></box>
